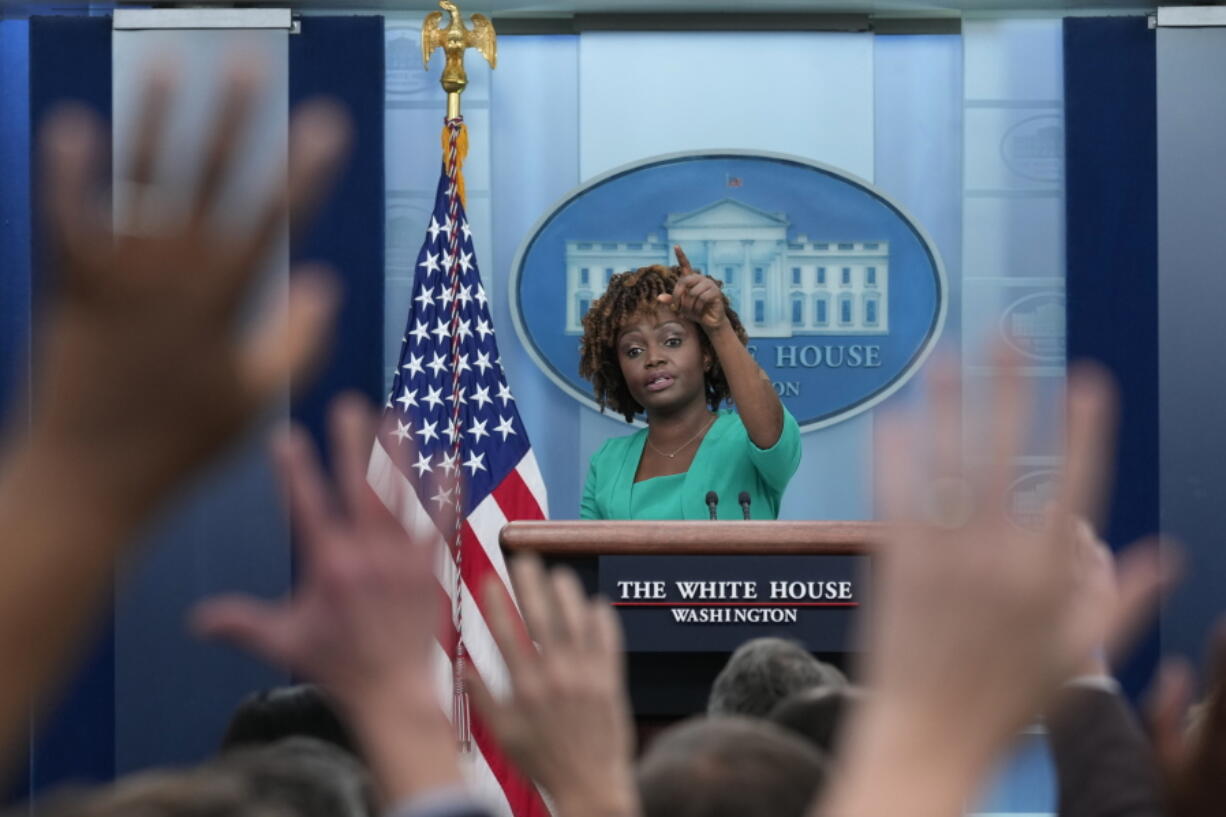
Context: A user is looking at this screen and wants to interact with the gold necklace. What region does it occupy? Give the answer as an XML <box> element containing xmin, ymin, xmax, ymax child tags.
<box><xmin>646</xmin><ymin>414</ymin><xmax>716</xmax><ymax>459</ymax></box>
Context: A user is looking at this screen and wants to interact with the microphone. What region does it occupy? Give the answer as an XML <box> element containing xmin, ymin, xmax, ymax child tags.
<box><xmin>705</xmin><ymin>491</ymin><xmax>719</xmax><ymax>520</ymax></box>
<box><xmin>738</xmin><ymin>491</ymin><xmax>751</xmax><ymax>520</ymax></box>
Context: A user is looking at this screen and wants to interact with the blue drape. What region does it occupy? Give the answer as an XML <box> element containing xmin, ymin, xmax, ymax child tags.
<box><xmin>1064</xmin><ymin>16</ymin><xmax>1158</xmax><ymax>695</ymax></box>
<box><xmin>289</xmin><ymin>16</ymin><xmax>387</xmax><ymax>460</ymax></box>
<box><xmin>21</xmin><ymin>14</ymin><xmax>116</xmax><ymax>797</ymax></box>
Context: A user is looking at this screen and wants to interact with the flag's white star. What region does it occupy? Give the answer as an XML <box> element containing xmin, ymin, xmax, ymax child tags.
<box><xmin>454</xmin><ymin>353</ymin><xmax>471</xmax><ymax>375</ymax></box>
<box><xmin>426</xmin><ymin>216</ymin><xmax>443</xmax><ymax>243</ymax></box>
<box><xmin>396</xmin><ymin>386</ymin><xmax>417</xmax><ymax>411</ymax></box>
<box><xmin>411</xmin><ymin>451</ymin><xmax>433</xmax><ymax>477</ymax></box>
<box><xmin>456</xmin><ymin>318</ymin><xmax>473</xmax><ymax>342</ymax></box>
<box><xmin>384</xmin><ymin>394</ymin><xmax>394</xmax><ymax>409</ymax></box>
<box><xmin>463</xmin><ymin>451</ymin><xmax>487</xmax><ymax>475</ymax></box>
<box><xmin>460</xmin><ymin>219</ymin><xmax>472</xmax><ymax>241</ymax></box>
<box><xmin>410</xmin><ymin>320</ymin><xmax>430</xmax><ymax>344</ymax></box>
<box><xmin>474</xmin><ymin>318</ymin><xmax>493</xmax><ymax>341</ymax></box>
<box><xmin>497</xmin><ymin>381</ymin><xmax>514</xmax><ymax>406</ymax></box>
<box><xmin>448</xmin><ymin>385</ymin><xmax>467</xmax><ymax>405</ymax></box>
<box><xmin>470</xmin><ymin>384</ymin><xmax>493</xmax><ymax>410</ymax></box>
<box><xmin>468</xmin><ymin>418</ymin><xmax>490</xmax><ymax>443</ymax></box>
<box><xmin>494</xmin><ymin>415</ymin><xmax>517</xmax><ymax>442</ymax></box>
<box><xmin>456</xmin><ymin>285</ymin><xmax>473</xmax><ymax>307</ymax></box>
<box><xmin>392</xmin><ymin>420</ymin><xmax>412</xmax><ymax>444</ymax></box>
<box><xmin>431</xmin><ymin>483</ymin><xmax>454</xmax><ymax>509</ymax></box>
<box><xmin>416</xmin><ymin>419</ymin><xmax>439</xmax><ymax>445</ymax></box>
<box><xmin>474</xmin><ymin>284</ymin><xmax>488</xmax><ymax>308</ymax></box>
<box><xmin>423</xmin><ymin>385</ymin><xmax>445</xmax><ymax>410</ymax></box>
<box><xmin>458</xmin><ymin>250</ymin><xmax>474</xmax><ymax>274</ymax></box>
<box><xmin>402</xmin><ymin>353</ymin><xmax>425</xmax><ymax>378</ymax></box>
<box><xmin>414</xmin><ymin>285</ymin><xmax>436</xmax><ymax>309</ymax></box>
<box><xmin>443</xmin><ymin>420</ymin><xmax>462</xmax><ymax>445</ymax></box>
<box><xmin>473</xmin><ymin>350</ymin><xmax>493</xmax><ymax>375</ymax></box>
<box><xmin>432</xmin><ymin>318</ymin><xmax>451</xmax><ymax>343</ymax></box>
<box><xmin>427</xmin><ymin>353</ymin><xmax>448</xmax><ymax>378</ymax></box>
<box><xmin>442</xmin><ymin>215</ymin><xmax>455</xmax><ymax>238</ymax></box>
<box><xmin>418</xmin><ymin>252</ymin><xmax>440</xmax><ymax>275</ymax></box>
<box><xmin>438</xmin><ymin>451</ymin><xmax>458</xmax><ymax>476</ymax></box>
<box><xmin>440</xmin><ymin>285</ymin><xmax>455</xmax><ymax>307</ymax></box>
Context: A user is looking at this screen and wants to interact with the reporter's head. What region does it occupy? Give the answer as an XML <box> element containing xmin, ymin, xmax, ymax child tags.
<box><xmin>637</xmin><ymin>716</ymin><xmax>828</xmax><ymax>817</ymax></box>
<box><xmin>707</xmin><ymin>637</ymin><xmax>846</xmax><ymax>718</ymax></box>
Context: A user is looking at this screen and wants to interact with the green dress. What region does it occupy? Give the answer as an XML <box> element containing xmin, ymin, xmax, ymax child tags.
<box><xmin>580</xmin><ymin>409</ymin><xmax>802</xmax><ymax>520</ymax></box>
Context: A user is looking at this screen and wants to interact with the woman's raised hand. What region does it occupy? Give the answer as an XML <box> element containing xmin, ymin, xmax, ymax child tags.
<box><xmin>658</xmin><ymin>244</ymin><xmax>727</xmax><ymax>332</ymax></box>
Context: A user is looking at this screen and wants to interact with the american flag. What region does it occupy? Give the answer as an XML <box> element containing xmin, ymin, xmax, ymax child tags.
<box><xmin>367</xmin><ymin>121</ymin><xmax>551</xmax><ymax>817</ymax></box>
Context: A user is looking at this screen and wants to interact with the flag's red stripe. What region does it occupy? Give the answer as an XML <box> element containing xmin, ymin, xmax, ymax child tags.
<box><xmin>464</xmin><ymin>644</ymin><xmax>552</xmax><ymax>817</ymax></box>
<box><xmin>491</xmin><ymin>467</ymin><xmax>546</xmax><ymax>522</ymax></box>
<box><xmin>435</xmin><ymin>580</ymin><xmax>458</xmax><ymax>660</ymax></box>
<box><xmin>460</xmin><ymin>520</ymin><xmax>516</xmax><ymax>628</ymax></box>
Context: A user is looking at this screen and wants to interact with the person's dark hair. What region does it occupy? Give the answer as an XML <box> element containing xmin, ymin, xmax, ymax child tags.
<box><xmin>707</xmin><ymin>637</ymin><xmax>846</xmax><ymax>718</ymax></box>
<box><xmin>578</xmin><ymin>264</ymin><xmax>749</xmax><ymax>422</ymax></box>
<box><xmin>29</xmin><ymin>738</ymin><xmax>371</xmax><ymax>817</ymax></box>
<box><xmin>768</xmin><ymin>685</ymin><xmax>864</xmax><ymax>757</ymax></box>
<box><xmin>30</xmin><ymin>769</ymin><xmax>287</xmax><ymax>817</ymax></box>
<box><xmin>637</xmin><ymin>716</ymin><xmax>828</xmax><ymax>817</ymax></box>
<box><xmin>214</xmin><ymin>737</ymin><xmax>374</xmax><ymax>817</ymax></box>
<box><xmin>221</xmin><ymin>684</ymin><xmax>358</xmax><ymax>757</ymax></box>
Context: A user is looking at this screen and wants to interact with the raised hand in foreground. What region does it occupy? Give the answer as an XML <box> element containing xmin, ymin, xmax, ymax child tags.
<box><xmin>469</xmin><ymin>556</ymin><xmax>641</xmax><ymax>817</ymax></box>
<box><xmin>1147</xmin><ymin>621</ymin><xmax>1226</xmax><ymax>817</ymax></box>
<box><xmin>194</xmin><ymin>396</ymin><xmax>463</xmax><ymax>808</ymax></box>
<box><xmin>0</xmin><ymin>59</ymin><xmax>349</xmax><ymax>773</ymax></box>
<box><xmin>813</xmin><ymin>352</ymin><xmax>1171</xmax><ymax>817</ymax></box>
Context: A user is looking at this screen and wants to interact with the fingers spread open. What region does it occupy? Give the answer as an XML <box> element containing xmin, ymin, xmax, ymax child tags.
<box><xmin>510</xmin><ymin>554</ymin><xmax>554</xmax><ymax>647</ymax></box>
<box><xmin>190</xmin><ymin>58</ymin><xmax>262</xmax><ymax>226</ymax></box>
<box><xmin>191</xmin><ymin>594</ymin><xmax>296</xmax><ymax>667</ymax></box>
<box><xmin>1058</xmin><ymin>363</ymin><xmax>1117</xmax><ymax>529</ymax></box>
<box><xmin>482</xmin><ymin>572</ymin><xmax>532</xmax><ymax>680</ymax></box>
<box><xmin>926</xmin><ymin>352</ymin><xmax>963</xmax><ymax>485</ymax></box>
<box><xmin>550</xmin><ymin>567</ymin><xmax>588</xmax><ymax>647</ymax></box>
<box><xmin>1105</xmin><ymin>538</ymin><xmax>1178</xmax><ymax>659</ymax></box>
<box><xmin>985</xmin><ymin>345</ymin><xmax>1030</xmax><ymax>516</ymax></box>
<box><xmin>231</xmin><ymin>99</ymin><xmax>351</xmax><ymax>302</ymax></box>
<box><xmin>1148</xmin><ymin>656</ymin><xmax>1195</xmax><ymax>773</ymax></box>
<box><xmin>239</xmin><ymin>264</ymin><xmax>339</xmax><ymax>406</ymax></box>
<box><xmin>329</xmin><ymin>392</ymin><xmax>380</xmax><ymax>524</ymax></box>
<box><xmin>39</xmin><ymin>104</ymin><xmax>107</xmax><ymax>268</ymax></box>
<box><xmin>121</xmin><ymin>63</ymin><xmax>177</xmax><ymax>230</ymax></box>
<box><xmin>271</xmin><ymin>424</ymin><xmax>338</xmax><ymax>564</ymax></box>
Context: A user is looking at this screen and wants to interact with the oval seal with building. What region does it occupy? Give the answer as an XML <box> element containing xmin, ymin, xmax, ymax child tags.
<box><xmin>509</xmin><ymin>151</ymin><xmax>947</xmax><ymax>431</ymax></box>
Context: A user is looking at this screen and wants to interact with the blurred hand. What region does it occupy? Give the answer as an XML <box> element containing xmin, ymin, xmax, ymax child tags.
<box><xmin>1064</xmin><ymin>518</ymin><xmax>1173</xmax><ymax>679</ymax></box>
<box><xmin>815</xmin><ymin>350</ymin><xmax>1171</xmax><ymax>817</ymax></box>
<box><xmin>658</xmin><ymin>245</ymin><xmax>726</xmax><ymax>331</ymax></box>
<box><xmin>194</xmin><ymin>396</ymin><xmax>461</xmax><ymax>801</ymax></box>
<box><xmin>468</xmin><ymin>555</ymin><xmax>640</xmax><ymax>817</ymax></box>
<box><xmin>1147</xmin><ymin>622</ymin><xmax>1226</xmax><ymax>817</ymax></box>
<box><xmin>33</xmin><ymin>61</ymin><xmax>349</xmax><ymax>517</ymax></box>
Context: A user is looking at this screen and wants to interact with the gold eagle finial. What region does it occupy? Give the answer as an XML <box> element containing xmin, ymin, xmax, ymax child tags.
<box><xmin>422</xmin><ymin>0</ymin><xmax>497</xmax><ymax>119</ymax></box>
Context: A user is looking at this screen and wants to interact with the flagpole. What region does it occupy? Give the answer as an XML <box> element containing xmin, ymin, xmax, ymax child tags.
<box><xmin>422</xmin><ymin>0</ymin><xmax>497</xmax><ymax>754</ymax></box>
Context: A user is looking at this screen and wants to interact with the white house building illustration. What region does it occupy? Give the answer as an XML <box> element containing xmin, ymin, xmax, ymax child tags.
<box><xmin>563</xmin><ymin>198</ymin><xmax>890</xmax><ymax>337</ymax></box>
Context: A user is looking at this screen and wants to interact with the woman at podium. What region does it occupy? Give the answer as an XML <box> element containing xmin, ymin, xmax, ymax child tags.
<box><xmin>578</xmin><ymin>246</ymin><xmax>801</xmax><ymax>520</ymax></box>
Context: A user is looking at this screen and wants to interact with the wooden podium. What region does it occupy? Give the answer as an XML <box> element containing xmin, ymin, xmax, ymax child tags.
<box><xmin>501</xmin><ymin>519</ymin><xmax>882</xmax><ymax>555</ymax></box>
<box><xmin>499</xmin><ymin>520</ymin><xmax>879</xmax><ymax>722</ymax></box>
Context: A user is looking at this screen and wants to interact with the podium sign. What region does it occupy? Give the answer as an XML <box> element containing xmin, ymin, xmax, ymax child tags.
<box><xmin>599</xmin><ymin>554</ymin><xmax>868</xmax><ymax>653</ymax></box>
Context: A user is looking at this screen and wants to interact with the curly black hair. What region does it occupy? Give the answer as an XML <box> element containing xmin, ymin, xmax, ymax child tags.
<box><xmin>578</xmin><ymin>264</ymin><xmax>750</xmax><ymax>423</ymax></box>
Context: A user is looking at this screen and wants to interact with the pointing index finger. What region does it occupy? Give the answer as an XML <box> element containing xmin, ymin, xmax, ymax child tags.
<box><xmin>674</xmin><ymin>244</ymin><xmax>693</xmax><ymax>272</ymax></box>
